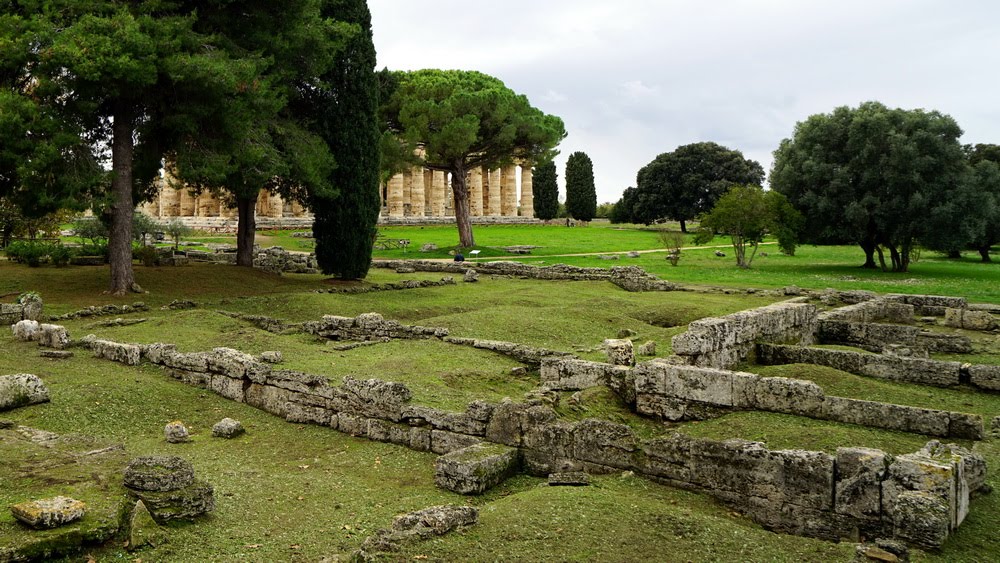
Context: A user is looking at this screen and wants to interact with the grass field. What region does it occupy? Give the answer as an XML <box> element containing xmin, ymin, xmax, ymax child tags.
<box><xmin>2</xmin><ymin>223</ymin><xmax>1000</xmax><ymax>561</ymax></box>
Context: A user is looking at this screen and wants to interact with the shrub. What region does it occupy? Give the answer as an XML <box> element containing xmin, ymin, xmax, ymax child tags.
<box><xmin>72</xmin><ymin>216</ymin><xmax>109</xmax><ymax>245</ymax></box>
<box><xmin>134</xmin><ymin>245</ymin><xmax>160</xmax><ymax>267</ymax></box>
<box><xmin>4</xmin><ymin>240</ymin><xmax>48</xmax><ymax>267</ymax></box>
<box><xmin>47</xmin><ymin>244</ymin><xmax>73</xmax><ymax>267</ymax></box>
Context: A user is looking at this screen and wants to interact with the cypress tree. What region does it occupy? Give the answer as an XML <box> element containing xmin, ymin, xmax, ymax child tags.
<box><xmin>565</xmin><ymin>151</ymin><xmax>597</xmax><ymax>222</ymax></box>
<box><xmin>532</xmin><ymin>161</ymin><xmax>559</xmax><ymax>220</ymax></box>
<box><xmin>308</xmin><ymin>0</ymin><xmax>381</xmax><ymax>278</ymax></box>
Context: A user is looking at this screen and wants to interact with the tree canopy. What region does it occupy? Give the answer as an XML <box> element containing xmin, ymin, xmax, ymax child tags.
<box><xmin>565</xmin><ymin>151</ymin><xmax>596</xmax><ymax>222</ymax></box>
<box><xmin>694</xmin><ymin>185</ymin><xmax>801</xmax><ymax>269</ymax></box>
<box><xmin>380</xmin><ymin>69</ymin><xmax>566</xmax><ymax>246</ymax></box>
<box><xmin>304</xmin><ymin>0</ymin><xmax>381</xmax><ymax>279</ymax></box>
<box><xmin>623</xmin><ymin>142</ymin><xmax>764</xmax><ymax>232</ymax></box>
<box><xmin>532</xmin><ymin>160</ymin><xmax>559</xmax><ymax>221</ymax></box>
<box><xmin>771</xmin><ymin>101</ymin><xmax>972</xmax><ymax>272</ymax></box>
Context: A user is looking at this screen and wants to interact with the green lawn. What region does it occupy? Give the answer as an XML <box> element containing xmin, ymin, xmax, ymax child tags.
<box><xmin>1</xmin><ymin>234</ymin><xmax>1000</xmax><ymax>561</ymax></box>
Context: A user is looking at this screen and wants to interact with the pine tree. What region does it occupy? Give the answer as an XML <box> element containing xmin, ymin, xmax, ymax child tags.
<box><xmin>532</xmin><ymin>161</ymin><xmax>559</xmax><ymax>220</ymax></box>
<box><xmin>307</xmin><ymin>0</ymin><xmax>381</xmax><ymax>279</ymax></box>
<box><xmin>565</xmin><ymin>152</ymin><xmax>597</xmax><ymax>222</ymax></box>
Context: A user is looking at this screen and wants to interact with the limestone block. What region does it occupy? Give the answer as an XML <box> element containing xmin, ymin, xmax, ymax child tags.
<box><xmin>284</xmin><ymin>402</ymin><xmax>332</xmax><ymax>426</ymax></box>
<box><xmin>637</xmin><ymin>341</ymin><xmax>656</xmax><ymax>356</ymax></box>
<box><xmin>948</xmin><ymin>412</ymin><xmax>984</xmax><ymax>441</ymax></box>
<box><xmin>430</xmin><ymin>430</ymin><xmax>482</xmax><ymax>454</ymax></box>
<box><xmin>211</xmin><ymin>418</ymin><xmax>244</xmax><ymax>438</ymax></box>
<box><xmin>522</xmin><ymin>422</ymin><xmax>575</xmax><ymax>474</ymax></box>
<box><xmin>124</xmin><ymin>456</ymin><xmax>195</xmax><ymax>492</ymax></box>
<box><xmin>572</xmin><ymin>418</ymin><xmax>638</xmax><ymax>469</ymax></box>
<box><xmin>11</xmin><ymin>320</ymin><xmax>39</xmax><ymax>341</ymax></box>
<box><xmin>882</xmin><ymin>453</ymin><xmax>955</xmax><ymax>532</ymax></box>
<box><xmin>634</xmin><ymin>394</ymin><xmax>691</xmax><ymax>421</ymax></box>
<box><xmin>661</xmin><ymin>365</ymin><xmax>735</xmax><ymax>406</ymax></box>
<box><xmin>39</xmin><ymin>350</ymin><xmax>73</xmax><ymax>359</ymax></box>
<box><xmin>142</xmin><ymin>343</ymin><xmax>177</xmax><ymax>364</ymax></box>
<box><xmin>392</xmin><ymin>505</ymin><xmax>478</xmax><ymax>535</ymax></box>
<box><xmin>890</xmin><ymin>491</ymin><xmax>951</xmax><ymax>549</ymax></box>
<box><xmin>462</xmin><ymin>269</ymin><xmax>479</xmax><ymax>283</ymax></box>
<box><xmin>207</xmin><ymin>347</ymin><xmax>271</xmax><ymax>382</ymax></box>
<box><xmin>835</xmin><ymin>447</ymin><xmax>887</xmax><ymax>519</ymax></box>
<box><xmin>245</xmin><ymin>383</ymin><xmax>291</xmax><ymax>418</ymax></box>
<box><xmin>0</xmin><ymin>374</ymin><xmax>50</xmax><ymax>411</ymax></box>
<box><xmin>409</xmin><ymin>426</ymin><xmax>432</xmax><ymax>452</ymax></box>
<box><xmin>10</xmin><ymin>496</ymin><xmax>86</xmax><ymax>529</ymax></box>
<box><xmin>336</xmin><ymin>413</ymin><xmax>369</xmax><ymax>437</ymax></box>
<box><xmin>162</xmin><ymin>352</ymin><xmax>210</xmax><ymax>373</ymax></box>
<box><xmin>484</xmin><ymin>400</ymin><xmax>527</xmax><ymax>446</ymax></box>
<box><xmin>779</xmin><ymin>449</ymin><xmax>836</xmax><ymax>510</ymax></box>
<box><xmin>89</xmin><ymin>339</ymin><xmax>141</xmax><ymax>365</ymax></box>
<box><xmin>340</xmin><ymin>376</ymin><xmax>412</xmax><ymax>422</ymax></box>
<box><xmin>209</xmin><ymin>375</ymin><xmax>245</xmax><ymax>402</ymax></box>
<box><xmin>640</xmin><ymin>434</ymin><xmax>694</xmax><ymax>482</ymax></box>
<box><xmin>603</xmin><ymin>339</ymin><xmax>635</xmax><ymax>366</ymax></box>
<box><xmin>36</xmin><ymin>324</ymin><xmax>69</xmax><ymax>349</ymax></box>
<box><xmin>752</xmin><ymin>376</ymin><xmax>825</xmax><ymax>416</ymax></box>
<box><xmin>821</xmin><ymin>397</ymin><xmax>951</xmax><ymax>437</ymax></box>
<box><xmin>969</xmin><ymin>364</ymin><xmax>1000</xmax><ymax>391</ymax></box>
<box><xmin>434</xmin><ymin>443</ymin><xmax>520</xmax><ymax>494</ymax></box>
<box><xmin>164</xmin><ymin>421</ymin><xmax>190</xmax><ymax>443</ymax></box>
<box><xmin>401</xmin><ymin>405</ymin><xmax>487</xmax><ymax>436</ymax></box>
<box><xmin>130</xmin><ymin>480</ymin><xmax>214</xmax><ymax>522</ymax></box>
<box><xmin>540</xmin><ymin>358</ymin><xmax>617</xmax><ymax>391</ymax></box>
<box><xmin>944</xmin><ymin>308</ymin><xmax>997</xmax><ymax>331</ymax></box>
<box><xmin>915</xmin><ymin>332</ymin><xmax>973</xmax><ymax>354</ymax></box>
<box><xmin>259</xmin><ymin>351</ymin><xmax>283</xmax><ymax>364</ymax></box>
<box><xmin>367</xmin><ymin>419</ymin><xmax>411</xmax><ymax>446</ymax></box>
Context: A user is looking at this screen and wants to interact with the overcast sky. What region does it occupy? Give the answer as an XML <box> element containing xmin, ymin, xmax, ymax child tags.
<box><xmin>368</xmin><ymin>0</ymin><xmax>1000</xmax><ymax>203</ymax></box>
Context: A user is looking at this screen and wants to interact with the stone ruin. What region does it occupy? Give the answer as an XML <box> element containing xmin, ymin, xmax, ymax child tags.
<box><xmin>9</xmin><ymin>291</ymin><xmax>999</xmax><ymax>551</ymax></box>
<box><xmin>0</xmin><ymin>293</ymin><xmax>42</xmax><ymax>326</ymax></box>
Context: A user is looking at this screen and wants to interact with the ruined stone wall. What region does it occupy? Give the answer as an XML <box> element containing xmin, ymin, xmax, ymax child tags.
<box><xmin>670</xmin><ymin>302</ymin><xmax>817</xmax><ymax>369</ymax></box>
<box><xmin>302</xmin><ymin>312</ymin><xmax>448</xmax><ymax>341</ymax></box>
<box><xmin>758</xmin><ymin>343</ymin><xmax>1000</xmax><ymax>392</ymax></box>
<box><xmin>184</xmin><ymin>247</ymin><xmax>318</xmax><ymax>275</ymax></box>
<box><xmin>66</xmin><ymin>335</ymin><xmax>985</xmax><ymax>548</ymax></box>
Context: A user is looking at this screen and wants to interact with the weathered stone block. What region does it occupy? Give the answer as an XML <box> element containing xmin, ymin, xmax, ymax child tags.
<box><xmin>969</xmin><ymin>364</ymin><xmax>1000</xmax><ymax>391</ymax></box>
<box><xmin>572</xmin><ymin>419</ymin><xmax>638</xmax><ymax>469</ymax></box>
<box><xmin>10</xmin><ymin>496</ymin><xmax>86</xmax><ymax>529</ymax></box>
<box><xmin>409</xmin><ymin>426</ymin><xmax>432</xmax><ymax>452</ymax></box>
<box><xmin>245</xmin><ymin>383</ymin><xmax>291</xmax><ymax>418</ymax></box>
<box><xmin>207</xmin><ymin>347</ymin><xmax>271</xmax><ymax>382</ymax></box>
<box><xmin>336</xmin><ymin>413</ymin><xmax>368</xmax><ymax>437</ymax></box>
<box><xmin>944</xmin><ymin>308</ymin><xmax>997</xmax><ymax>331</ymax></box>
<box><xmin>603</xmin><ymin>339</ymin><xmax>635</xmax><ymax>366</ymax></box>
<box><xmin>164</xmin><ymin>421</ymin><xmax>190</xmax><ymax>443</ymax></box>
<box><xmin>430</xmin><ymin>429</ymin><xmax>481</xmax><ymax>454</ymax></box>
<box><xmin>402</xmin><ymin>405</ymin><xmax>487</xmax><ymax>436</ymax></box>
<box><xmin>367</xmin><ymin>419</ymin><xmax>411</xmax><ymax>445</ymax></box>
<box><xmin>124</xmin><ymin>456</ymin><xmax>195</xmax><ymax>492</ymax></box>
<box><xmin>210</xmin><ymin>375</ymin><xmax>245</xmax><ymax>402</ymax></box>
<box><xmin>890</xmin><ymin>491</ymin><xmax>951</xmax><ymax>549</ymax></box>
<box><xmin>434</xmin><ymin>443</ymin><xmax>520</xmax><ymax>494</ymax></box>
<box><xmin>284</xmin><ymin>402</ymin><xmax>332</xmax><ymax>426</ymax></box>
<box><xmin>752</xmin><ymin>376</ymin><xmax>825</xmax><ymax>416</ymax></box>
<box><xmin>10</xmin><ymin>320</ymin><xmax>39</xmax><ymax>341</ymax></box>
<box><xmin>211</xmin><ymin>418</ymin><xmax>244</xmax><ymax>438</ymax></box>
<box><xmin>484</xmin><ymin>400</ymin><xmax>527</xmax><ymax>446</ymax></box>
<box><xmin>835</xmin><ymin>447</ymin><xmax>887</xmax><ymax>519</ymax></box>
<box><xmin>89</xmin><ymin>339</ymin><xmax>141</xmax><ymax>365</ymax></box>
<box><xmin>391</xmin><ymin>505</ymin><xmax>478</xmax><ymax>535</ymax></box>
<box><xmin>129</xmin><ymin>480</ymin><xmax>214</xmax><ymax>522</ymax></box>
<box><xmin>0</xmin><ymin>374</ymin><xmax>50</xmax><ymax>411</ymax></box>
<box><xmin>36</xmin><ymin>324</ymin><xmax>69</xmax><ymax>349</ymax></box>
<box><xmin>141</xmin><ymin>343</ymin><xmax>177</xmax><ymax>364</ymax></box>
<box><xmin>340</xmin><ymin>376</ymin><xmax>412</xmax><ymax>422</ymax></box>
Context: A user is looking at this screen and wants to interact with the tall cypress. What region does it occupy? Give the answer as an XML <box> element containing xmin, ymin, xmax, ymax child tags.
<box><xmin>309</xmin><ymin>0</ymin><xmax>381</xmax><ymax>278</ymax></box>
<box><xmin>532</xmin><ymin>161</ymin><xmax>559</xmax><ymax>220</ymax></box>
<box><xmin>565</xmin><ymin>151</ymin><xmax>597</xmax><ymax>222</ymax></box>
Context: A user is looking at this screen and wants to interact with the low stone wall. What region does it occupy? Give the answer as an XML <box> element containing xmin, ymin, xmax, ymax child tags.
<box><xmin>819</xmin><ymin>298</ymin><xmax>914</xmax><ymax>324</ymax></box>
<box><xmin>817</xmin><ymin>319</ymin><xmax>920</xmax><ymax>350</ymax></box>
<box><xmin>371</xmin><ymin>261</ymin><xmax>676</xmax><ymax>291</ymax></box>
<box><xmin>313</xmin><ymin>277</ymin><xmax>457</xmax><ymax>294</ymax></box>
<box><xmin>629</xmin><ymin>360</ymin><xmax>981</xmax><ymax>439</ymax></box>
<box><xmin>303</xmin><ymin>312</ymin><xmax>448</xmax><ymax>341</ymax></box>
<box><xmin>887</xmin><ymin>294</ymin><xmax>968</xmax><ymax>316</ymax></box>
<box><xmin>70</xmin><ymin>335</ymin><xmax>985</xmax><ymax>548</ymax></box>
<box><xmin>759</xmin><ymin>343</ymin><xmax>1000</xmax><ymax>394</ymax></box>
<box><xmin>443</xmin><ymin>337</ymin><xmax>572</xmax><ymax>366</ymax></box>
<box><xmin>670</xmin><ymin>302</ymin><xmax>817</xmax><ymax>369</ymax></box>
<box><xmin>185</xmin><ymin>246</ymin><xmax>318</xmax><ymax>274</ymax></box>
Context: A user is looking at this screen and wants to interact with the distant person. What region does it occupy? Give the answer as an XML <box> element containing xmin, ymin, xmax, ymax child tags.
<box><xmin>454</xmin><ymin>253</ymin><xmax>465</xmax><ymax>263</ymax></box>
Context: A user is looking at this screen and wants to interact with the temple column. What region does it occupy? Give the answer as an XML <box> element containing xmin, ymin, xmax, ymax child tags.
<box><xmin>269</xmin><ymin>193</ymin><xmax>284</xmax><ymax>218</ymax></box>
<box><xmin>290</xmin><ymin>200</ymin><xmax>306</xmax><ymax>217</ymax></box>
<box><xmin>179</xmin><ymin>188</ymin><xmax>197</xmax><ymax>217</ymax></box>
<box><xmin>403</xmin><ymin>171</ymin><xmax>413</xmax><ymax>216</ymax></box>
<box><xmin>444</xmin><ymin>173</ymin><xmax>454</xmax><ymax>216</ymax></box>
<box><xmin>488</xmin><ymin>168</ymin><xmax>502</xmax><ymax>216</ymax></box>
<box><xmin>501</xmin><ymin>164</ymin><xmax>517</xmax><ymax>216</ymax></box>
<box><xmin>387</xmin><ymin>173</ymin><xmax>405</xmax><ymax>217</ymax></box>
<box><xmin>163</xmin><ymin>186</ymin><xmax>181</xmax><ymax>217</ymax></box>
<box><xmin>431</xmin><ymin>170</ymin><xmax>446</xmax><ymax>216</ymax></box>
<box><xmin>519</xmin><ymin>165</ymin><xmax>534</xmax><ymax>218</ymax></box>
<box><xmin>469</xmin><ymin>168</ymin><xmax>484</xmax><ymax>216</ymax></box>
<box><xmin>410</xmin><ymin>165</ymin><xmax>426</xmax><ymax>217</ymax></box>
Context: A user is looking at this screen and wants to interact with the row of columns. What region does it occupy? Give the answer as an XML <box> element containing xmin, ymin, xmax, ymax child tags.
<box><xmin>141</xmin><ymin>173</ymin><xmax>310</xmax><ymax>220</ymax></box>
<box><xmin>383</xmin><ymin>164</ymin><xmax>534</xmax><ymax>219</ymax></box>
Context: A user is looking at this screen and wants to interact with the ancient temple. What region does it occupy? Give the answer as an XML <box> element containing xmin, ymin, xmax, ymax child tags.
<box><xmin>139</xmin><ymin>161</ymin><xmax>535</xmax><ymax>227</ymax></box>
<box><xmin>381</xmin><ymin>163</ymin><xmax>533</xmax><ymax>220</ymax></box>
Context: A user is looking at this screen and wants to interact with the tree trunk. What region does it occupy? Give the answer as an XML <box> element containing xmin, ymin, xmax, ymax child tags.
<box><xmin>108</xmin><ymin>102</ymin><xmax>140</xmax><ymax>296</ymax></box>
<box><xmin>980</xmin><ymin>246</ymin><xmax>992</xmax><ymax>263</ymax></box>
<box><xmin>875</xmin><ymin>245</ymin><xmax>888</xmax><ymax>272</ymax></box>
<box><xmin>947</xmin><ymin>250</ymin><xmax>962</xmax><ymax>259</ymax></box>
<box><xmin>679</xmin><ymin>219</ymin><xmax>687</xmax><ymax>234</ymax></box>
<box><xmin>888</xmin><ymin>245</ymin><xmax>904</xmax><ymax>272</ymax></box>
<box><xmin>450</xmin><ymin>165</ymin><xmax>474</xmax><ymax>247</ymax></box>
<box><xmin>236</xmin><ymin>193</ymin><xmax>258</xmax><ymax>267</ymax></box>
<box><xmin>859</xmin><ymin>238</ymin><xmax>878</xmax><ymax>269</ymax></box>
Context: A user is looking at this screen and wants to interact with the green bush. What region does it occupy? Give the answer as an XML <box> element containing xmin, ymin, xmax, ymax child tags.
<box><xmin>133</xmin><ymin>245</ymin><xmax>160</xmax><ymax>267</ymax></box>
<box><xmin>4</xmin><ymin>240</ymin><xmax>49</xmax><ymax>267</ymax></box>
<box><xmin>47</xmin><ymin>244</ymin><xmax>73</xmax><ymax>266</ymax></box>
<box><xmin>78</xmin><ymin>242</ymin><xmax>109</xmax><ymax>260</ymax></box>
